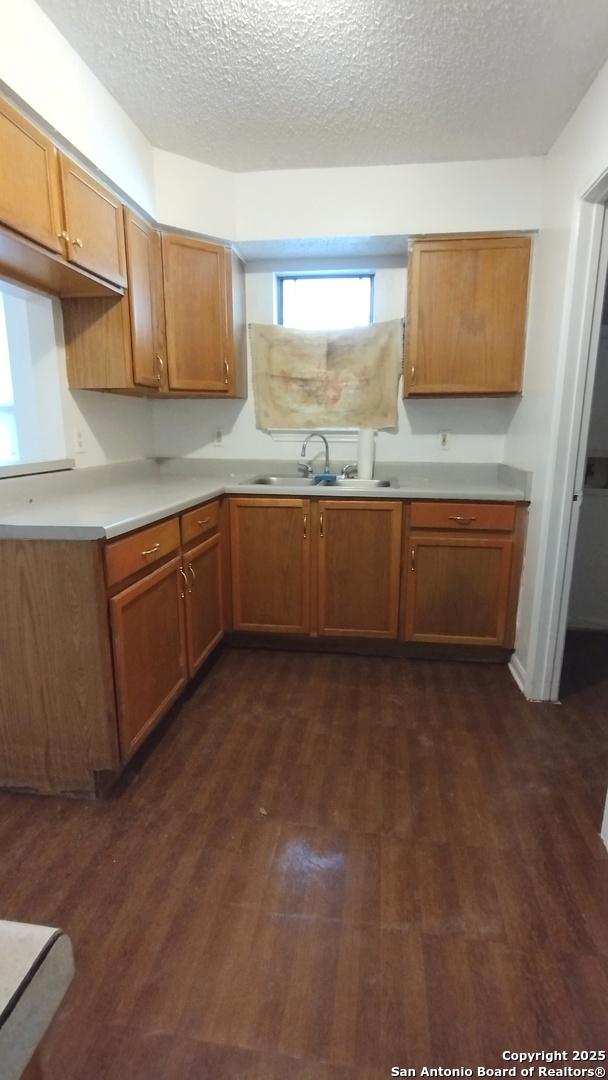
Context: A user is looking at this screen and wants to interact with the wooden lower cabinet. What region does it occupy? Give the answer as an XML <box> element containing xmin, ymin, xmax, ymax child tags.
<box><xmin>403</xmin><ymin>534</ymin><xmax>514</xmax><ymax>645</ymax></box>
<box><xmin>183</xmin><ymin>533</ymin><xmax>224</xmax><ymax>675</ymax></box>
<box><xmin>230</xmin><ymin>497</ymin><xmax>311</xmax><ymax>633</ymax></box>
<box><xmin>317</xmin><ymin>499</ymin><xmax>402</xmax><ymax>637</ymax></box>
<box><xmin>110</xmin><ymin>554</ymin><xmax>187</xmax><ymax>758</ymax></box>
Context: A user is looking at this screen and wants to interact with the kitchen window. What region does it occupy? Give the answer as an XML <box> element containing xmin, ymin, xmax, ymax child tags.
<box><xmin>277</xmin><ymin>273</ymin><xmax>374</xmax><ymax>330</ymax></box>
<box><xmin>0</xmin><ymin>283</ymin><xmax>69</xmax><ymax>475</ymax></box>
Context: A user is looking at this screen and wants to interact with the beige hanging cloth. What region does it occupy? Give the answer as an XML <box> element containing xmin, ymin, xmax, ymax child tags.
<box><xmin>249</xmin><ymin>319</ymin><xmax>403</xmax><ymax>430</ymax></box>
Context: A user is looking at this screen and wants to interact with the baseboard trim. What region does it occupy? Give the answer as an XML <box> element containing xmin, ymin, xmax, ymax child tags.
<box><xmin>508</xmin><ymin>652</ymin><xmax>527</xmax><ymax>696</ymax></box>
<box><xmin>567</xmin><ymin>617</ymin><xmax>608</xmax><ymax>631</ymax></box>
<box><xmin>226</xmin><ymin>631</ymin><xmax>513</xmax><ymax>664</ymax></box>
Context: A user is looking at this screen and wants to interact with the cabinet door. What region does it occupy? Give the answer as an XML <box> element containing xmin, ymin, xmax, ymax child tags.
<box><xmin>404</xmin><ymin>534</ymin><xmax>513</xmax><ymax>645</ymax></box>
<box><xmin>110</xmin><ymin>555</ymin><xmax>187</xmax><ymax>758</ymax></box>
<box><xmin>59</xmin><ymin>154</ymin><xmax>127</xmax><ymax>286</ymax></box>
<box><xmin>230</xmin><ymin>498</ymin><xmax>311</xmax><ymax>633</ymax></box>
<box><xmin>405</xmin><ymin>236</ymin><xmax>531</xmax><ymax>395</ymax></box>
<box><xmin>184</xmin><ymin>533</ymin><xmax>224</xmax><ymax>675</ymax></box>
<box><xmin>162</xmin><ymin>234</ymin><xmax>229</xmax><ymax>392</ymax></box>
<box><xmin>0</xmin><ymin>98</ymin><xmax>64</xmax><ymax>254</ymax></box>
<box><xmin>124</xmin><ymin>210</ymin><xmax>161</xmax><ymax>388</ymax></box>
<box><xmin>317</xmin><ymin>500</ymin><xmax>402</xmax><ymax>638</ymax></box>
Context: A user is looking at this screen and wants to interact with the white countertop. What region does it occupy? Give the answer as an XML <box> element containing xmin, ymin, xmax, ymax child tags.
<box><xmin>0</xmin><ymin>459</ymin><xmax>531</xmax><ymax>541</ymax></box>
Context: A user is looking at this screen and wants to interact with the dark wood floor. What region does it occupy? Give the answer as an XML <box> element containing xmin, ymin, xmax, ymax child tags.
<box><xmin>3</xmin><ymin>639</ymin><xmax>608</xmax><ymax>1078</ymax></box>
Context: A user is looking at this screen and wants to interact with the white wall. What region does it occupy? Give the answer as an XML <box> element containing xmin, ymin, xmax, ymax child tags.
<box><xmin>153</xmin><ymin>149</ymin><xmax>236</xmax><ymax>239</ymax></box>
<box><xmin>504</xmin><ymin>55</ymin><xmax>608</xmax><ymax>694</ymax></box>
<box><xmin>587</xmin><ymin>328</ymin><xmax>608</xmax><ymax>455</ymax></box>
<box><xmin>152</xmin><ymin>258</ymin><xmax>517</xmax><ymax>463</ymax></box>
<box><xmin>1</xmin><ymin>0</ymin><xmax>155</xmax><ymax>212</ymax></box>
<box><xmin>234</xmin><ymin>158</ymin><xmax>544</xmax><ymax>241</ymax></box>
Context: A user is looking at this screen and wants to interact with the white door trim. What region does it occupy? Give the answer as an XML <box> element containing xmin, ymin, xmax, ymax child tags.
<box><xmin>528</xmin><ymin>168</ymin><xmax>608</xmax><ymax>701</ymax></box>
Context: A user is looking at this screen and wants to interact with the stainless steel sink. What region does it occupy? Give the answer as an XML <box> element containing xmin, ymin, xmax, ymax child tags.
<box><xmin>244</xmin><ymin>475</ymin><xmax>317</xmax><ymax>486</ymax></box>
<box><xmin>318</xmin><ymin>478</ymin><xmax>394</xmax><ymax>489</ymax></box>
<box><xmin>241</xmin><ymin>475</ymin><xmax>396</xmax><ymax>489</ymax></box>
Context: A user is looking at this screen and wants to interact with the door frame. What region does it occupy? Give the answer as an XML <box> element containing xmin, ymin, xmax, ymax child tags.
<box><xmin>526</xmin><ymin>173</ymin><xmax>608</xmax><ymax>702</ymax></box>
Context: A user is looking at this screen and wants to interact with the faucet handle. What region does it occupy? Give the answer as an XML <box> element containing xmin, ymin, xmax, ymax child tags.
<box><xmin>298</xmin><ymin>461</ymin><xmax>314</xmax><ymax>477</ymax></box>
<box><xmin>341</xmin><ymin>463</ymin><xmax>358</xmax><ymax>478</ymax></box>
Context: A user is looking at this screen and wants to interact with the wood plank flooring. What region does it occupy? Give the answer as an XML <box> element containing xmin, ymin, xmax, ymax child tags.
<box><xmin>3</xmin><ymin>639</ymin><xmax>608</xmax><ymax>1078</ymax></box>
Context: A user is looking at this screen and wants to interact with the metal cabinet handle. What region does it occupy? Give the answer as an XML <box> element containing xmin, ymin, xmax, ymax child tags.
<box><xmin>58</xmin><ymin>230</ymin><xmax>71</xmax><ymax>242</ymax></box>
<box><xmin>448</xmin><ymin>515</ymin><xmax>476</xmax><ymax>525</ymax></box>
<box><xmin>303</xmin><ymin>512</ymin><xmax>307</xmax><ymax>539</ymax></box>
<box><xmin>224</xmin><ymin>357</ymin><xmax>230</xmax><ymax>385</ymax></box>
<box><xmin>141</xmin><ymin>542</ymin><xmax>161</xmax><ymax>557</ymax></box>
<box><xmin>319</xmin><ymin>511</ymin><xmax>324</xmax><ymax>538</ymax></box>
<box><xmin>410</xmin><ymin>546</ymin><xmax>416</xmax><ymax>572</ymax></box>
<box><xmin>197</xmin><ymin>518</ymin><xmax>210</xmax><ymax>527</ymax></box>
<box><xmin>188</xmin><ymin>563</ymin><xmax>196</xmax><ymax>584</ymax></box>
<box><xmin>155</xmin><ymin>355</ymin><xmax>164</xmax><ymax>382</ymax></box>
<box><xmin>71</xmin><ymin>237</ymin><xmax>83</xmax><ymax>248</ymax></box>
<box><xmin>179</xmin><ymin>566</ymin><xmax>189</xmax><ymax>597</ymax></box>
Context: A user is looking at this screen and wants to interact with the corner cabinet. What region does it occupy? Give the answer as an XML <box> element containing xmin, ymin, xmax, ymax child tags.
<box><xmin>162</xmin><ymin>234</ymin><xmax>246</xmax><ymax>396</ymax></box>
<box><xmin>405</xmin><ymin>235</ymin><xmax>531</xmax><ymax>396</ymax></box>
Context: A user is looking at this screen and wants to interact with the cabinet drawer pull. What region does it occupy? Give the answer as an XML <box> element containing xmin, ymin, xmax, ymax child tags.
<box><xmin>197</xmin><ymin>518</ymin><xmax>211</xmax><ymax>527</ymax></box>
<box><xmin>319</xmin><ymin>511</ymin><xmax>324</xmax><ymax>539</ymax></box>
<box><xmin>448</xmin><ymin>515</ymin><xmax>476</xmax><ymax>525</ymax></box>
<box><xmin>71</xmin><ymin>237</ymin><xmax>83</xmax><ymax>248</ymax></box>
<box><xmin>155</xmin><ymin>354</ymin><xmax>164</xmax><ymax>382</ymax></box>
<box><xmin>188</xmin><ymin>563</ymin><xmax>196</xmax><ymax>583</ymax></box>
<box><xmin>141</xmin><ymin>542</ymin><xmax>161</xmax><ymax>557</ymax></box>
<box><xmin>303</xmin><ymin>512</ymin><xmax>307</xmax><ymax>539</ymax></box>
<box><xmin>179</xmin><ymin>566</ymin><xmax>189</xmax><ymax>597</ymax></box>
<box><xmin>224</xmin><ymin>357</ymin><xmax>230</xmax><ymax>385</ymax></box>
<box><xmin>410</xmin><ymin>546</ymin><xmax>416</xmax><ymax>572</ymax></box>
<box><xmin>58</xmin><ymin>230</ymin><xmax>71</xmax><ymax>242</ymax></box>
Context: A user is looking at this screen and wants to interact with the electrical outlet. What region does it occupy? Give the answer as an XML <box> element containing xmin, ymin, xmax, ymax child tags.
<box><xmin>439</xmin><ymin>431</ymin><xmax>449</xmax><ymax>450</ymax></box>
<box><xmin>74</xmin><ymin>430</ymin><xmax>85</xmax><ymax>454</ymax></box>
<box><xmin>214</xmin><ymin>429</ymin><xmax>223</xmax><ymax>446</ymax></box>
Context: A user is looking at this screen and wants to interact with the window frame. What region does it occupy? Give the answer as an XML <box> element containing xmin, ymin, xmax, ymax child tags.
<box><xmin>276</xmin><ymin>271</ymin><xmax>375</xmax><ymax>329</ymax></box>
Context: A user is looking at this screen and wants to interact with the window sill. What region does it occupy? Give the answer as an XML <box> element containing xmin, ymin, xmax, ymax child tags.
<box><xmin>0</xmin><ymin>458</ymin><xmax>75</xmax><ymax>480</ymax></box>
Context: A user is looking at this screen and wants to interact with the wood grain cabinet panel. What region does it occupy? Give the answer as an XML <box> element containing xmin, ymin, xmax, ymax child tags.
<box><xmin>409</xmin><ymin>501</ymin><xmax>516</xmax><ymax>532</ymax></box>
<box><xmin>317</xmin><ymin>499</ymin><xmax>402</xmax><ymax>638</ymax></box>
<box><xmin>181</xmin><ymin>500</ymin><xmax>220</xmax><ymax>547</ymax></box>
<box><xmin>162</xmin><ymin>234</ymin><xmax>230</xmax><ymax>392</ymax></box>
<box><xmin>404</xmin><ymin>534</ymin><xmax>514</xmax><ymax>645</ymax></box>
<box><xmin>183</xmin><ymin>533</ymin><xmax>224</xmax><ymax>675</ymax></box>
<box><xmin>230</xmin><ymin>497</ymin><xmax>311</xmax><ymax>633</ymax></box>
<box><xmin>59</xmin><ymin>154</ymin><xmax>126</xmax><ymax>287</ymax></box>
<box><xmin>105</xmin><ymin>517</ymin><xmax>180</xmax><ymax>589</ymax></box>
<box><xmin>110</xmin><ymin>555</ymin><xmax>187</xmax><ymax>758</ymax></box>
<box><xmin>405</xmin><ymin>235</ymin><xmax>531</xmax><ymax>395</ymax></box>
<box><xmin>124</xmin><ymin>209</ymin><xmax>163</xmax><ymax>387</ymax></box>
<box><xmin>0</xmin><ymin>98</ymin><xmax>64</xmax><ymax>254</ymax></box>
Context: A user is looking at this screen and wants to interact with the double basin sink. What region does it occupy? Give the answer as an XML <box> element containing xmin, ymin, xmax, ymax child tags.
<box><xmin>242</xmin><ymin>475</ymin><xmax>396</xmax><ymax>489</ymax></box>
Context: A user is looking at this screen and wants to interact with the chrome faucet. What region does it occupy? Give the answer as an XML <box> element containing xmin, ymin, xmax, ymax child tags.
<box><xmin>301</xmin><ymin>432</ymin><xmax>330</xmax><ymax>474</ymax></box>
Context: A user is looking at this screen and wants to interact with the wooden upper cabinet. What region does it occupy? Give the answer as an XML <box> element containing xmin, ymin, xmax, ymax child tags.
<box><xmin>59</xmin><ymin>154</ymin><xmax>127</xmax><ymax>287</ymax></box>
<box><xmin>230</xmin><ymin>497</ymin><xmax>311</xmax><ymax>633</ymax></box>
<box><xmin>162</xmin><ymin>234</ymin><xmax>230</xmax><ymax>392</ymax></box>
<box><xmin>0</xmin><ymin>98</ymin><xmax>64</xmax><ymax>254</ymax></box>
<box><xmin>404</xmin><ymin>534</ymin><xmax>513</xmax><ymax>646</ymax></box>
<box><xmin>317</xmin><ymin>500</ymin><xmax>402</xmax><ymax>638</ymax></box>
<box><xmin>124</xmin><ymin>209</ymin><xmax>163</xmax><ymax>388</ymax></box>
<box><xmin>405</xmin><ymin>235</ymin><xmax>531</xmax><ymax>396</ymax></box>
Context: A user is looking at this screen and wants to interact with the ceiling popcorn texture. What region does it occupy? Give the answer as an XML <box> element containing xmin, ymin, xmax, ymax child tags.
<box><xmin>36</xmin><ymin>0</ymin><xmax>608</xmax><ymax>172</ymax></box>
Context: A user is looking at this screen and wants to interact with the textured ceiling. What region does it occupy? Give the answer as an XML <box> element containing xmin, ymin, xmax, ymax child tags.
<box><xmin>36</xmin><ymin>0</ymin><xmax>608</xmax><ymax>171</ymax></box>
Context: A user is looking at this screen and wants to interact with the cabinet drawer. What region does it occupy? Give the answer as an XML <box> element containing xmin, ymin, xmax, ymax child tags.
<box><xmin>105</xmin><ymin>517</ymin><xmax>180</xmax><ymax>588</ymax></box>
<box><xmin>181</xmin><ymin>500</ymin><xmax>220</xmax><ymax>547</ymax></box>
<box><xmin>409</xmin><ymin>501</ymin><xmax>516</xmax><ymax>532</ymax></box>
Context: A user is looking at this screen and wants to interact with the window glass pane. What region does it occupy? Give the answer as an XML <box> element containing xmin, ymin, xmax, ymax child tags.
<box><xmin>0</xmin><ymin>295</ymin><xmax>15</xmax><ymax>407</ymax></box>
<box><xmin>0</xmin><ymin>409</ymin><xmax>19</xmax><ymax>464</ymax></box>
<box><xmin>280</xmin><ymin>276</ymin><xmax>372</xmax><ymax>330</ymax></box>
